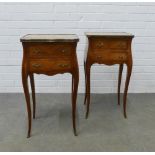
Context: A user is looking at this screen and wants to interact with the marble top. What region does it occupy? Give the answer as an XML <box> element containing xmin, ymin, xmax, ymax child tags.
<box><xmin>20</xmin><ymin>34</ymin><xmax>79</xmax><ymax>42</ymax></box>
<box><xmin>85</xmin><ymin>32</ymin><xmax>134</xmax><ymax>37</ymax></box>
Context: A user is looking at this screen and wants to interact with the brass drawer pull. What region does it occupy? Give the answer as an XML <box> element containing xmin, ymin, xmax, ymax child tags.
<box><xmin>32</xmin><ymin>63</ymin><xmax>41</xmax><ymax>68</ymax></box>
<box><xmin>117</xmin><ymin>42</ymin><xmax>126</xmax><ymax>48</ymax></box>
<box><xmin>96</xmin><ymin>56</ymin><xmax>102</xmax><ymax>59</ymax></box>
<box><xmin>61</xmin><ymin>49</ymin><xmax>67</xmax><ymax>53</ymax></box>
<box><xmin>33</xmin><ymin>50</ymin><xmax>41</xmax><ymax>54</ymax></box>
<box><xmin>118</xmin><ymin>56</ymin><xmax>125</xmax><ymax>60</ymax></box>
<box><xmin>58</xmin><ymin>64</ymin><xmax>70</xmax><ymax>68</ymax></box>
<box><xmin>96</xmin><ymin>42</ymin><xmax>104</xmax><ymax>48</ymax></box>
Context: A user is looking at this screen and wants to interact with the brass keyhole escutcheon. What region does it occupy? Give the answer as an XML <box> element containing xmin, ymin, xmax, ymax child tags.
<box><xmin>61</xmin><ymin>49</ymin><xmax>67</xmax><ymax>53</ymax></box>
<box><xmin>58</xmin><ymin>64</ymin><xmax>69</xmax><ymax>68</ymax></box>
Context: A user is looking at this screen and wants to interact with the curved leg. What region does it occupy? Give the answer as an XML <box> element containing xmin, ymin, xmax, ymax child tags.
<box><xmin>22</xmin><ymin>68</ymin><xmax>32</xmax><ymax>138</ymax></box>
<box><xmin>85</xmin><ymin>63</ymin><xmax>91</xmax><ymax>119</ymax></box>
<box><xmin>118</xmin><ymin>64</ymin><xmax>124</xmax><ymax>105</ymax></box>
<box><xmin>123</xmin><ymin>63</ymin><xmax>132</xmax><ymax>118</ymax></box>
<box><xmin>84</xmin><ymin>61</ymin><xmax>87</xmax><ymax>105</ymax></box>
<box><xmin>29</xmin><ymin>74</ymin><xmax>36</xmax><ymax>119</ymax></box>
<box><xmin>72</xmin><ymin>72</ymin><xmax>79</xmax><ymax>136</ymax></box>
<box><xmin>72</xmin><ymin>75</ymin><xmax>74</xmax><ymax>105</ymax></box>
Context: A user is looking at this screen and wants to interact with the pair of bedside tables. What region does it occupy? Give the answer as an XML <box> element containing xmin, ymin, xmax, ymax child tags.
<box><xmin>21</xmin><ymin>32</ymin><xmax>134</xmax><ymax>137</ymax></box>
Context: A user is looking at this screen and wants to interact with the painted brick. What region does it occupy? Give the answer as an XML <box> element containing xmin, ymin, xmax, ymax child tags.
<box><xmin>0</xmin><ymin>2</ymin><xmax>155</xmax><ymax>93</ymax></box>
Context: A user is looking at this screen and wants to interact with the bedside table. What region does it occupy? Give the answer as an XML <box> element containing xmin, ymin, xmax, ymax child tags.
<box><xmin>84</xmin><ymin>32</ymin><xmax>134</xmax><ymax>119</ymax></box>
<box><xmin>20</xmin><ymin>34</ymin><xmax>79</xmax><ymax>137</ymax></box>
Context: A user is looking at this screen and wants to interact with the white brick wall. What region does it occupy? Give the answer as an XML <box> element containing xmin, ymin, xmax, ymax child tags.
<box><xmin>0</xmin><ymin>2</ymin><xmax>155</xmax><ymax>93</ymax></box>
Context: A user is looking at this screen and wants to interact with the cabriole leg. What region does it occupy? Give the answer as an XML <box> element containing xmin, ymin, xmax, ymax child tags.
<box><xmin>118</xmin><ymin>64</ymin><xmax>124</xmax><ymax>105</ymax></box>
<box><xmin>30</xmin><ymin>74</ymin><xmax>36</xmax><ymax>119</ymax></box>
<box><xmin>72</xmin><ymin>72</ymin><xmax>79</xmax><ymax>136</ymax></box>
<box><xmin>85</xmin><ymin>63</ymin><xmax>91</xmax><ymax>119</ymax></box>
<box><xmin>84</xmin><ymin>61</ymin><xmax>87</xmax><ymax>105</ymax></box>
<box><xmin>22</xmin><ymin>69</ymin><xmax>32</xmax><ymax>138</ymax></box>
<box><xmin>123</xmin><ymin>63</ymin><xmax>132</xmax><ymax>118</ymax></box>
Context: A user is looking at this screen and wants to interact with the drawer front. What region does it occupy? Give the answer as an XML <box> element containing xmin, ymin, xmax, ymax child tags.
<box><xmin>29</xmin><ymin>59</ymin><xmax>72</xmax><ymax>73</ymax></box>
<box><xmin>91</xmin><ymin>52</ymin><xmax>127</xmax><ymax>63</ymax></box>
<box><xmin>109</xmin><ymin>40</ymin><xmax>128</xmax><ymax>49</ymax></box>
<box><xmin>28</xmin><ymin>43</ymin><xmax>73</xmax><ymax>59</ymax></box>
<box><xmin>91</xmin><ymin>38</ymin><xmax>128</xmax><ymax>51</ymax></box>
<box><xmin>92</xmin><ymin>38</ymin><xmax>108</xmax><ymax>50</ymax></box>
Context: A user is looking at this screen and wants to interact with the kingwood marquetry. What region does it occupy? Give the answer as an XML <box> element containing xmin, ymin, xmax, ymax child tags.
<box><xmin>84</xmin><ymin>32</ymin><xmax>134</xmax><ymax>119</ymax></box>
<box><xmin>21</xmin><ymin>34</ymin><xmax>79</xmax><ymax>138</ymax></box>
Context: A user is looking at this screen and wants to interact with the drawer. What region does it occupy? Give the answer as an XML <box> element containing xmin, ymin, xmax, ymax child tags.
<box><xmin>29</xmin><ymin>59</ymin><xmax>72</xmax><ymax>73</ymax></box>
<box><xmin>91</xmin><ymin>38</ymin><xmax>128</xmax><ymax>51</ymax></box>
<box><xmin>91</xmin><ymin>52</ymin><xmax>127</xmax><ymax>63</ymax></box>
<box><xmin>91</xmin><ymin>38</ymin><xmax>109</xmax><ymax>49</ymax></box>
<box><xmin>28</xmin><ymin>43</ymin><xmax>73</xmax><ymax>59</ymax></box>
<box><xmin>109</xmin><ymin>40</ymin><xmax>128</xmax><ymax>49</ymax></box>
